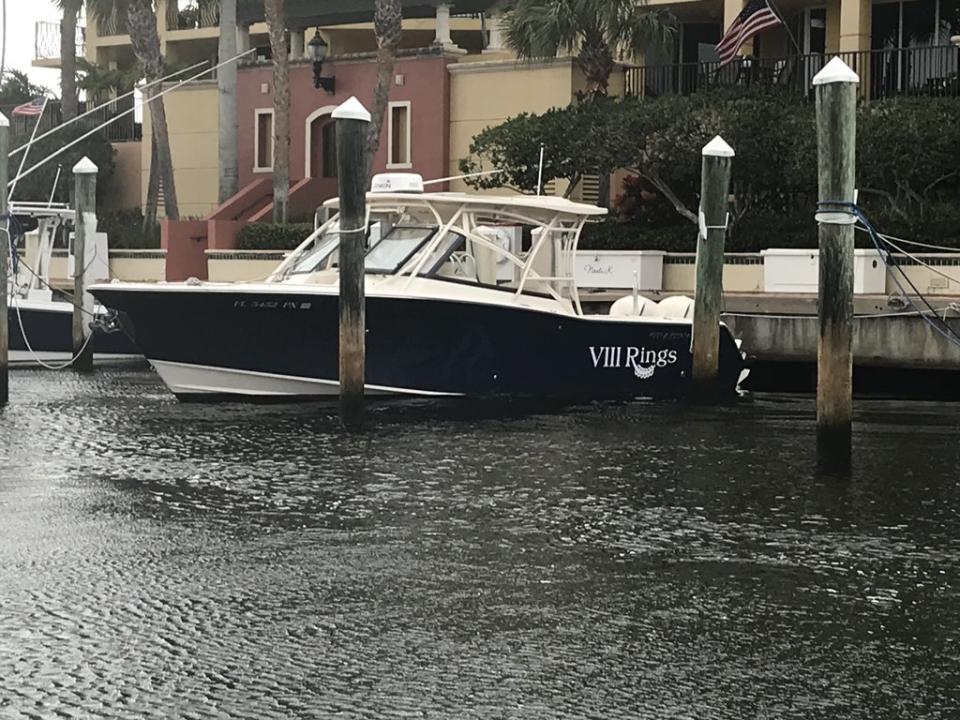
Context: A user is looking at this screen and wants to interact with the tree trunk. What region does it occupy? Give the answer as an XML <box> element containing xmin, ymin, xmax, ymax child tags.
<box><xmin>144</xmin><ymin>135</ymin><xmax>160</xmax><ymax>231</ymax></box>
<box><xmin>264</xmin><ymin>0</ymin><xmax>289</xmax><ymax>223</ymax></box>
<box><xmin>128</xmin><ymin>0</ymin><xmax>180</xmax><ymax>220</ymax></box>
<box><xmin>218</xmin><ymin>0</ymin><xmax>239</xmax><ymax>203</ymax></box>
<box><xmin>60</xmin><ymin>1</ymin><xmax>80</xmax><ymax>121</ymax></box>
<box><xmin>367</xmin><ymin>0</ymin><xmax>402</xmax><ymax>175</ymax></box>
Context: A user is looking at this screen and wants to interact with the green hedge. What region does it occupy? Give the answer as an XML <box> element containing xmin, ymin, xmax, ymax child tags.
<box><xmin>237</xmin><ymin>222</ymin><xmax>314</xmax><ymax>250</ymax></box>
<box><xmin>581</xmin><ymin>200</ymin><xmax>960</xmax><ymax>253</ymax></box>
<box><xmin>99</xmin><ymin>209</ymin><xmax>161</xmax><ymax>249</ymax></box>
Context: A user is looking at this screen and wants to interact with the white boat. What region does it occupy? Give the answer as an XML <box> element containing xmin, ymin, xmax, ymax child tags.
<box><xmin>90</xmin><ymin>174</ymin><xmax>747</xmax><ymax>400</ymax></box>
<box><xmin>6</xmin><ymin>202</ymin><xmax>139</xmax><ymax>367</ymax></box>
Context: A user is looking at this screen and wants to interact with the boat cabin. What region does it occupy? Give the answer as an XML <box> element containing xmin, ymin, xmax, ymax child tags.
<box><xmin>269</xmin><ymin>174</ymin><xmax>608</xmax><ymax>316</ymax></box>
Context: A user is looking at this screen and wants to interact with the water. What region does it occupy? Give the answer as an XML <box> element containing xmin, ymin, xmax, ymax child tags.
<box><xmin>1</xmin><ymin>368</ymin><xmax>959</xmax><ymax>719</ymax></box>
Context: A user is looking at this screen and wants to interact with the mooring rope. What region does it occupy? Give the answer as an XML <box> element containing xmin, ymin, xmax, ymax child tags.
<box><xmin>3</xmin><ymin>215</ymin><xmax>98</xmax><ymax>370</ymax></box>
<box><xmin>853</xmin><ymin>226</ymin><xmax>960</xmax><ymax>286</ymax></box>
<box><xmin>818</xmin><ymin>201</ymin><xmax>960</xmax><ymax>351</ymax></box>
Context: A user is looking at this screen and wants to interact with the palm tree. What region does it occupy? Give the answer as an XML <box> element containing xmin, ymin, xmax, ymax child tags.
<box><xmin>127</xmin><ymin>0</ymin><xmax>179</xmax><ymax>224</ymax></box>
<box><xmin>367</xmin><ymin>0</ymin><xmax>402</xmax><ymax>172</ymax></box>
<box><xmin>502</xmin><ymin>0</ymin><xmax>676</xmax><ymax>94</ymax></box>
<box><xmin>263</xmin><ymin>0</ymin><xmax>289</xmax><ymax>222</ymax></box>
<box><xmin>89</xmin><ymin>0</ymin><xmax>179</xmax><ymax>227</ymax></box>
<box><xmin>217</xmin><ymin>0</ymin><xmax>238</xmax><ymax>203</ymax></box>
<box><xmin>56</xmin><ymin>0</ymin><xmax>84</xmax><ymax>120</ymax></box>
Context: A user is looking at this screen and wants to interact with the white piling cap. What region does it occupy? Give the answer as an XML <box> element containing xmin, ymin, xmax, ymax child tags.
<box><xmin>332</xmin><ymin>96</ymin><xmax>371</xmax><ymax>123</ymax></box>
<box><xmin>702</xmin><ymin>135</ymin><xmax>735</xmax><ymax>158</ymax></box>
<box><xmin>812</xmin><ymin>57</ymin><xmax>860</xmax><ymax>86</ymax></box>
<box><xmin>73</xmin><ymin>156</ymin><xmax>98</xmax><ymax>174</ymax></box>
<box><xmin>0</xmin><ymin>112</ymin><xmax>8</xmax><ymax>127</ymax></box>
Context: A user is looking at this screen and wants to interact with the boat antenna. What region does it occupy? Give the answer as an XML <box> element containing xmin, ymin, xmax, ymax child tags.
<box><xmin>47</xmin><ymin>164</ymin><xmax>63</xmax><ymax>207</ymax></box>
<box><xmin>8</xmin><ymin>59</ymin><xmax>211</xmax><ymax>159</ymax></box>
<box><xmin>9</xmin><ymin>97</ymin><xmax>49</xmax><ymax>200</ymax></box>
<box><xmin>421</xmin><ymin>168</ymin><xmax>503</xmax><ymax>186</ymax></box>
<box><xmin>7</xmin><ymin>48</ymin><xmax>255</xmax><ymax>189</ymax></box>
<box><xmin>536</xmin><ymin>142</ymin><xmax>545</xmax><ymax>196</ymax></box>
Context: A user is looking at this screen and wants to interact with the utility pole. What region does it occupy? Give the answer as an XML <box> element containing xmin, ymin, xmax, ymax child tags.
<box><xmin>0</xmin><ymin>113</ymin><xmax>9</xmax><ymax>406</ymax></box>
<box><xmin>72</xmin><ymin>156</ymin><xmax>98</xmax><ymax>372</ymax></box>
<box><xmin>691</xmin><ymin>135</ymin><xmax>734</xmax><ymax>396</ymax></box>
<box><xmin>813</xmin><ymin>57</ymin><xmax>859</xmax><ymax>473</ymax></box>
<box><xmin>333</xmin><ymin>97</ymin><xmax>371</xmax><ymax>430</ymax></box>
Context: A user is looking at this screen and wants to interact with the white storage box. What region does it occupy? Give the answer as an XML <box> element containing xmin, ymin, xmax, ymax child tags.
<box><xmin>574</xmin><ymin>250</ymin><xmax>665</xmax><ymax>290</ymax></box>
<box><xmin>761</xmin><ymin>248</ymin><xmax>886</xmax><ymax>294</ymax></box>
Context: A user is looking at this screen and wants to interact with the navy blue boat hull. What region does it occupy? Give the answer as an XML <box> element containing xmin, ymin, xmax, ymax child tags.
<box><xmin>8</xmin><ymin>303</ymin><xmax>140</xmax><ymax>357</ymax></box>
<box><xmin>90</xmin><ymin>286</ymin><xmax>746</xmax><ymax>400</ymax></box>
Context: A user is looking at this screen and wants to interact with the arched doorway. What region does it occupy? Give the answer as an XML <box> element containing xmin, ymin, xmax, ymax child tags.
<box><xmin>304</xmin><ymin>106</ymin><xmax>338</xmax><ymax>179</ymax></box>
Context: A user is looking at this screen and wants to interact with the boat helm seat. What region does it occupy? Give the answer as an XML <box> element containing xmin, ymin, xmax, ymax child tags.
<box><xmin>609</xmin><ymin>295</ymin><xmax>659</xmax><ymax>319</ymax></box>
<box><xmin>436</xmin><ymin>251</ymin><xmax>477</xmax><ymax>281</ymax></box>
<box><xmin>656</xmin><ymin>295</ymin><xmax>695</xmax><ymax>320</ymax></box>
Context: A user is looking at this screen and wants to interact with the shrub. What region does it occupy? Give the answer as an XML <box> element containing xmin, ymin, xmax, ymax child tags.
<box><xmin>464</xmin><ymin>89</ymin><xmax>960</xmax><ymax>249</ymax></box>
<box><xmin>579</xmin><ymin>207</ymin><xmax>960</xmax><ymax>253</ymax></box>
<box><xmin>237</xmin><ymin>222</ymin><xmax>313</xmax><ymax>250</ymax></box>
<box><xmin>99</xmin><ymin>209</ymin><xmax>160</xmax><ymax>249</ymax></box>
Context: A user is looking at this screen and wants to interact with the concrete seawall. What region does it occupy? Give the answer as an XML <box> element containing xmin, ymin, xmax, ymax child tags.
<box><xmin>723</xmin><ymin>312</ymin><xmax>960</xmax><ymax>370</ymax></box>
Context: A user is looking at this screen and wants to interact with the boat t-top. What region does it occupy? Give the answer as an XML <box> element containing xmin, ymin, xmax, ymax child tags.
<box><xmin>90</xmin><ymin>174</ymin><xmax>747</xmax><ymax>399</ymax></box>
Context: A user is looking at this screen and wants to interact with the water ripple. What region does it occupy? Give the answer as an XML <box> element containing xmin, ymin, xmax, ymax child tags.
<box><xmin>0</xmin><ymin>368</ymin><xmax>959</xmax><ymax>718</ymax></box>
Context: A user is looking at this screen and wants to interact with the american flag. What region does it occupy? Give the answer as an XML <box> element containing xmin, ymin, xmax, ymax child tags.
<box><xmin>715</xmin><ymin>0</ymin><xmax>782</xmax><ymax>67</ymax></box>
<box><xmin>12</xmin><ymin>97</ymin><xmax>46</xmax><ymax>117</ymax></box>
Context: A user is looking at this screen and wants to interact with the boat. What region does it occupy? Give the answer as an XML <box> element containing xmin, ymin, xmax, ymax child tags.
<box><xmin>6</xmin><ymin>202</ymin><xmax>140</xmax><ymax>367</ymax></box>
<box><xmin>89</xmin><ymin>174</ymin><xmax>747</xmax><ymax>400</ymax></box>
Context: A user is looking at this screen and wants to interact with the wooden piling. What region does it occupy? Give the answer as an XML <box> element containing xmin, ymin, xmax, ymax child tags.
<box><xmin>332</xmin><ymin>97</ymin><xmax>371</xmax><ymax>430</ymax></box>
<box><xmin>72</xmin><ymin>157</ymin><xmax>98</xmax><ymax>372</ymax></box>
<box><xmin>813</xmin><ymin>58</ymin><xmax>859</xmax><ymax>472</ymax></box>
<box><xmin>0</xmin><ymin>114</ymin><xmax>9</xmax><ymax>406</ymax></box>
<box><xmin>691</xmin><ymin>135</ymin><xmax>734</xmax><ymax>395</ymax></box>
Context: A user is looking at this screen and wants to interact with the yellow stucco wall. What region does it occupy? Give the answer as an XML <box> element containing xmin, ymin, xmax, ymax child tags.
<box><xmin>141</xmin><ymin>81</ymin><xmax>220</xmax><ymax>219</ymax></box>
<box><xmin>448</xmin><ymin>59</ymin><xmax>580</xmax><ymax>193</ymax></box>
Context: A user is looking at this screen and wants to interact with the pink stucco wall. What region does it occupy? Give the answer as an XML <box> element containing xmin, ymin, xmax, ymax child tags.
<box><xmin>236</xmin><ymin>53</ymin><xmax>452</xmax><ymax>205</ymax></box>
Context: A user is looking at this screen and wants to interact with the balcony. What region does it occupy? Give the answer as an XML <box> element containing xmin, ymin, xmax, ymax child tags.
<box><xmin>626</xmin><ymin>45</ymin><xmax>960</xmax><ymax>101</ymax></box>
<box><xmin>168</xmin><ymin>0</ymin><xmax>221</xmax><ymax>31</ymax></box>
<box><xmin>0</xmin><ymin>99</ymin><xmax>142</xmax><ymax>143</ymax></box>
<box><xmin>34</xmin><ymin>21</ymin><xmax>85</xmax><ymax>64</ymax></box>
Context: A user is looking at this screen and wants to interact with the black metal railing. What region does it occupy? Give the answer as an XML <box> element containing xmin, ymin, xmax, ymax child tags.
<box><xmin>0</xmin><ymin>99</ymin><xmax>142</xmax><ymax>143</ymax></box>
<box><xmin>626</xmin><ymin>45</ymin><xmax>960</xmax><ymax>101</ymax></box>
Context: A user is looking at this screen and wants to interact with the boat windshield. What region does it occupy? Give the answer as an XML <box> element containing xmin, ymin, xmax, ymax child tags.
<box><xmin>286</xmin><ymin>221</ymin><xmax>340</xmax><ymax>276</ymax></box>
<box><xmin>364</xmin><ymin>226</ymin><xmax>435</xmax><ymax>274</ymax></box>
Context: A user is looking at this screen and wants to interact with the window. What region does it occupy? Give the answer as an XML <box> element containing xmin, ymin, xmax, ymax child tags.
<box><xmin>364</xmin><ymin>226</ymin><xmax>433</xmax><ymax>274</ymax></box>
<box><xmin>254</xmin><ymin>109</ymin><xmax>273</xmax><ymax>171</ymax></box>
<box><xmin>387</xmin><ymin>101</ymin><xmax>411</xmax><ymax>169</ymax></box>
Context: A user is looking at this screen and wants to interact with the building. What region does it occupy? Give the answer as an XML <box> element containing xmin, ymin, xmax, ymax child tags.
<box><xmin>33</xmin><ymin>0</ymin><xmax>959</xmax><ymax>256</ymax></box>
<box><xmin>635</xmin><ymin>0</ymin><xmax>960</xmax><ymax>99</ymax></box>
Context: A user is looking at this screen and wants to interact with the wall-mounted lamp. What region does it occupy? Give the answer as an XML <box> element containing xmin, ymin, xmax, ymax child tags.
<box><xmin>309</xmin><ymin>30</ymin><xmax>335</xmax><ymax>93</ymax></box>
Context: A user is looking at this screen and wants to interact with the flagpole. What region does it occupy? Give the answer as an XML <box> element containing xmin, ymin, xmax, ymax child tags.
<box><xmin>766</xmin><ymin>0</ymin><xmax>803</xmax><ymax>56</ymax></box>
<box><xmin>7</xmin><ymin>59</ymin><xmax>209</xmax><ymax>159</ymax></box>
<box><xmin>7</xmin><ymin>48</ymin><xmax>255</xmax><ymax>190</ymax></box>
<box><xmin>8</xmin><ymin>97</ymin><xmax>49</xmax><ymax>200</ymax></box>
